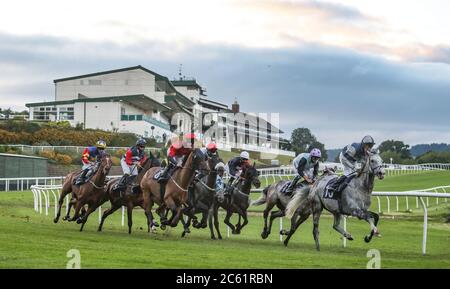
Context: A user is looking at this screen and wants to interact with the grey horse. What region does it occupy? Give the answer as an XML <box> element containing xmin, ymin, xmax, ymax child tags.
<box><xmin>251</xmin><ymin>180</ymin><xmax>309</xmax><ymax>240</ymax></box>
<box><xmin>285</xmin><ymin>151</ymin><xmax>385</xmax><ymax>250</ymax></box>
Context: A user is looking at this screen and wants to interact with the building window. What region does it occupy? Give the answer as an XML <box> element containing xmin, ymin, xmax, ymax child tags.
<box><xmin>121</xmin><ymin>107</ymin><xmax>125</xmax><ymax>115</ymax></box>
<box><xmin>121</xmin><ymin>115</ymin><xmax>128</xmax><ymax>121</ymax></box>
<box><xmin>153</xmin><ymin>109</ymin><xmax>158</xmax><ymax>114</ymax></box>
<box><xmin>136</xmin><ymin>115</ymin><xmax>143</xmax><ymax>121</ymax></box>
<box><xmin>128</xmin><ymin>115</ymin><xmax>136</xmax><ymax>121</ymax></box>
<box><xmin>88</xmin><ymin>79</ymin><xmax>102</xmax><ymax>85</ymax></box>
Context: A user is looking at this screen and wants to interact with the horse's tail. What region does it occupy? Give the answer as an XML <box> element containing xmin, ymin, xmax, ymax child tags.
<box><xmin>285</xmin><ymin>186</ymin><xmax>310</xmax><ymax>219</ymax></box>
<box><xmin>251</xmin><ymin>186</ymin><xmax>269</xmax><ymax>206</ymax></box>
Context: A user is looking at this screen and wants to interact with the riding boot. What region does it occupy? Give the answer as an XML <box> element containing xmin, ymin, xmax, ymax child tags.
<box><xmin>75</xmin><ymin>169</ymin><xmax>89</xmax><ymax>185</ymax></box>
<box><xmin>285</xmin><ymin>175</ymin><xmax>301</xmax><ymax>193</ymax></box>
<box><xmin>158</xmin><ymin>163</ymin><xmax>173</xmax><ymax>183</ymax></box>
<box><xmin>336</xmin><ymin>175</ymin><xmax>354</xmax><ymax>193</ymax></box>
<box><xmin>114</xmin><ymin>174</ymin><xmax>129</xmax><ymax>191</ymax></box>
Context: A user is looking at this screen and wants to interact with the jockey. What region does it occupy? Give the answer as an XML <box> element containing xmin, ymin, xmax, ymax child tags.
<box><xmin>114</xmin><ymin>139</ymin><xmax>148</xmax><ymax>191</ymax></box>
<box><xmin>224</xmin><ymin>151</ymin><xmax>250</xmax><ymax>195</ymax></box>
<box><xmin>74</xmin><ymin>140</ymin><xmax>106</xmax><ymax>185</ymax></box>
<box><xmin>335</xmin><ymin>135</ymin><xmax>376</xmax><ymax>192</ymax></box>
<box><xmin>196</xmin><ymin>141</ymin><xmax>218</xmax><ymax>180</ymax></box>
<box><xmin>200</xmin><ymin>141</ymin><xmax>218</xmax><ymax>160</ymax></box>
<box><xmin>158</xmin><ymin>133</ymin><xmax>195</xmax><ymax>183</ymax></box>
<box><xmin>215</xmin><ymin>162</ymin><xmax>226</xmax><ymax>192</ymax></box>
<box><xmin>285</xmin><ymin>148</ymin><xmax>321</xmax><ymax>193</ymax></box>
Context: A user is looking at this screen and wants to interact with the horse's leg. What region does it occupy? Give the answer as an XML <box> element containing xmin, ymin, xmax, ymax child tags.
<box><xmin>180</xmin><ymin>214</ymin><xmax>191</xmax><ymax>237</ymax></box>
<box><xmin>237</xmin><ymin>210</ymin><xmax>249</xmax><ymax>234</ymax></box>
<box><xmin>64</xmin><ymin>196</ymin><xmax>76</xmax><ymax>221</ymax></box>
<box><xmin>78</xmin><ymin>203</ymin><xmax>99</xmax><ymax>232</ymax></box>
<box><xmin>223</xmin><ymin>210</ymin><xmax>237</xmax><ymax>234</ymax></box>
<box><xmin>98</xmin><ymin>204</ymin><xmax>121</xmax><ymax>232</ymax></box>
<box><xmin>165</xmin><ymin>196</ymin><xmax>181</xmax><ymax>227</ymax></box>
<box><xmin>54</xmin><ymin>188</ymin><xmax>70</xmax><ymax>223</ymax></box>
<box><xmin>208</xmin><ymin>206</ymin><xmax>216</xmax><ymax>239</ymax></box>
<box><xmin>363</xmin><ymin>211</ymin><xmax>381</xmax><ymax>243</ymax></box>
<box><xmin>213</xmin><ymin>204</ymin><xmax>222</xmax><ymax>239</ymax></box>
<box><xmin>69</xmin><ymin>199</ymin><xmax>84</xmax><ymax>222</ymax></box>
<box><xmin>332</xmin><ymin>213</ymin><xmax>353</xmax><ymax>240</ymax></box>
<box><xmin>283</xmin><ymin>213</ymin><xmax>310</xmax><ymax>247</ymax></box>
<box><xmin>266</xmin><ymin>210</ymin><xmax>284</xmax><ymax>238</ymax></box>
<box><xmin>127</xmin><ymin>203</ymin><xmax>133</xmax><ymax>234</ymax></box>
<box><xmin>261</xmin><ymin>201</ymin><xmax>276</xmax><ymax>239</ymax></box>
<box><xmin>312</xmin><ymin>208</ymin><xmax>322</xmax><ymax>251</ymax></box>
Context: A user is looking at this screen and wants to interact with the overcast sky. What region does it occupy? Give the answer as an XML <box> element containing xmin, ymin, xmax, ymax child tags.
<box><xmin>1</xmin><ymin>0</ymin><xmax>450</xmax><ymax>148</ymax></box>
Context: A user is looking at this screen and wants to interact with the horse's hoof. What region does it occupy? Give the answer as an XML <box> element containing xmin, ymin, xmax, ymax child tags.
<box><xmin>160</xmin><ymin>224</ymin><xmax>166</xmax><ymax>230</ymax></box>
<box><xmin>181</xmin><ymin>232</ymin><xmax>186</xmax><ymax>238</ymax></box>
<box><xmin>232</xmin><ymin>230</ymin><xmax>239</xmax><ymax>235</ymax></box>
<box><xmin>347</xmin><ymin>235</ymin><xmax>354</xmax><ymax>241</ymax></box>
<box><xmin>364</xmin><ymin>236</ymin><xmax>371</xmax><ymax>243</ymax></box>
<box><xmin>201</xmin><ymin>223</ymin><xmax>207</xmax><ymax>229</ymax></box>
<box><xmin>261</xmin><ymin>231</ymin><xmax>269</xmax><ymax>239</ymax></box>
<box><xmin>76</xmin><ymin>218</ymin><xmax>83</xmax><ymax>224</ymax></box>
<box><xmin>62</xmin><ymin>216</ymin><xmax>69</xmax><ymax>221</ymax></box>
<box><xmin>280</xmin><ymin>229</ymin><xmax>288</xmax><ymax>236</ymax></box>
<box><xmin>53</xmin><ymin>218</ymin><xmax>58</xmax><ymax>223</ymax></box>
<box><xmin>211</xmin><ymin>236</ymin><xmax>216</xmax><ymax>240</ymax></box>
<box><xmin>283</xmin><ymin>240</ymin><xmax>289</xmax><ymax>247</ymax></box>
<box><xmin>218</xmin><ymin>235</ymin><xmax>222</xmax><ymax>240</ymax></box>
<box><xmin>152</xmin><ymin>222</ymin><xmax>159</xmax><ymax>227</ymax></box>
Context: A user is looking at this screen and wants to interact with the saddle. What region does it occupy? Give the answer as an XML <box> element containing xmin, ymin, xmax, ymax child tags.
<box><xmin>323</xmin><ymin>175</ymin><xmax>346</xmax><ymax>200</ymax></box>
<box><xmin>73</xmin><ymin>169</ymin><xmax>96</xmax><ymax>186</ymax></box>
<box><xmin>280</xmin><ymin>180</ymin><xmax>306</xmax><ymax>196</ymax></box>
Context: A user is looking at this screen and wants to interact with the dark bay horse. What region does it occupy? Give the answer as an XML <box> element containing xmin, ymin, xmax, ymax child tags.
<box><xmin>141</xmin><ymin>148</ymin><xmax>206</xmax><ymax>232</ymax></box>
<box><xmin>180</xmin><ymin>153</ymin><xmax>222</xmax><ymax>237</ymax></box>
<box><xmin>97</xmin><ymin>153</ymin><xmax>161</xmax><ymax>234</ymax></box>
<box><xmin>65</xmin><ymin>155</ymin><xmax>112</xmax><ymax>231</ymax></box>
<box><xmin>209</xmin><ymin>164</ymin><xmax>260</xmax><ymax>239</ymax></box>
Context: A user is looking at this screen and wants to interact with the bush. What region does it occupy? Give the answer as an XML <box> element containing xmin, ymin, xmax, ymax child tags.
<box><xmin>39</xmin><ymin>150</ymin><xmax>56</xmax><ymax>159</ymax></box>
<box><xmin>111</xmin><ymin>156</ymin><xmax>121</xmax><ymax>166</ymax></box>
<box><xmin>55</xmin><ymin>154</ymin><xmax>73</xmax><ymax>165</ymax></box>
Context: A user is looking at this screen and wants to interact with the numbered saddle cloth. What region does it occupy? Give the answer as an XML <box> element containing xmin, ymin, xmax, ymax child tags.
<box><xmin>323</xmin><ymin>176</ymin><xmax>344</xmax><ymax>200</ymax></box>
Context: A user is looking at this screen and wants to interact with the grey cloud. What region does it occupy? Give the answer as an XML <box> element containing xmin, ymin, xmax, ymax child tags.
<box><xmin>1</xmin><ymin>32</ymin><xmax>450</xmax><ymax>147</ymax></box>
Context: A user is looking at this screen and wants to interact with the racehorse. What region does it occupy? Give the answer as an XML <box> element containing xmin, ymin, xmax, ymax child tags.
<box><xmin>251</xmin><ymin>179</ymin><xmax>308</xmax><ymax>240</ymax></box>
<box><xmin>284</xmin><ymin>151</ymin><xmax>385</xmax><ymax>250</ymax></box>
<box><xmin>252</xmin><ymin>168</ymin><xmax>336</xmax><ymax>240</ymax></box>
<box><xmin>209</xmin><ymin>163</ymin><xmax>261</xmax><ymax>239</ymax></box>
<box><xmin>97</xmin><ymin>153</ymin><xmax>161</xmax><ymax>234</ymax></box>
<box><xmin>180</xmin><ymin>153</ymin><xmax>222</xmax><ymax>237</ymax></box>
<box><xmin>54</xmin><ymin>155</ymin><xmax>110</xmax><ymax>224</ymax></box>
<box><xmin>141</xmin><ymin>148</ymin><xmax>206</xmax><ymax>232</ymax></box>
<box><xmin>63</xmin><ymin>155</ymin><xmax>112</xmax><ymax>231</ymax></box>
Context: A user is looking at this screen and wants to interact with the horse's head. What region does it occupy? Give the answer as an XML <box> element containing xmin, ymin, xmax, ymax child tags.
<box><xmin>367</xmin><ymin>150</ymin><xmax>385</xmax><ymax>180</ymax></box>
<box><xmin>192</xmin><ymin>148</ymin><xmax>207</xmax><ymax>170</ymax></box>
<box><xmin>243</xmin><ymin>162</ymin><xmax>261</xmax><ymax>188</ymax></box>
<box><xmin>100</xmin><ymin>154</ymin><xmax>112</xmax><ymax>175</ymax></box>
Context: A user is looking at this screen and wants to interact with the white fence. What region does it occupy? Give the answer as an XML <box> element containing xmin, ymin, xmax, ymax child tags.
<box><xmin>1</xmin><ymin>144</ymin><xmax>160</xmax><ymax>155</ymax></box>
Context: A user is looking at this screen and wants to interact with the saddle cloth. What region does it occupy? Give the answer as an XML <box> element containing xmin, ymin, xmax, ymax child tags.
<box><xmin>323</xmin><ymin>176</ymin><xmax>344</xmax><ymax>200</ymax></box>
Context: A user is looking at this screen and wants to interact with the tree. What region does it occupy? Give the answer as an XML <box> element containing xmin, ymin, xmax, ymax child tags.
<box><xmin>378</xmin><ymin>139</ymin><xmax>411</xmax><ymax>159</ymax></box>
<box><xmin>290</xmin><ymin>127</ymin><xmax>327</xmax><ymax>160</ymax></box>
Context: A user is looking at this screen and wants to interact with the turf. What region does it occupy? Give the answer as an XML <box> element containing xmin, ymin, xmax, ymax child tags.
<box><xmin>0</xmin><ymin>171</ymin><xmax>449</xmax><ymax>269</ymax></box>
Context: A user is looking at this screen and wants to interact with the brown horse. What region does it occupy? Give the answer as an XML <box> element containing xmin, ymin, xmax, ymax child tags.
<box><xmin>141</xmin><ymin>148</ymin><xmax>205</xmax><ymax>232</ymax></box>
<box><xmin>97</xmin><ymin>153</ymin><xmax>161</xmax><ymax>234</ymax></box>
<box><xmin>67</xmin><ymin>155</ymin><xmax>112</xmax><ymax>231</ymax></box>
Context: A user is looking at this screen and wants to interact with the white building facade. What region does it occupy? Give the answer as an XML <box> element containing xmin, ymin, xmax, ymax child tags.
<box><xmin>26</xmin><ymin>65</ymin><xmax>293</xmax><ymax>156</ymax></box>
